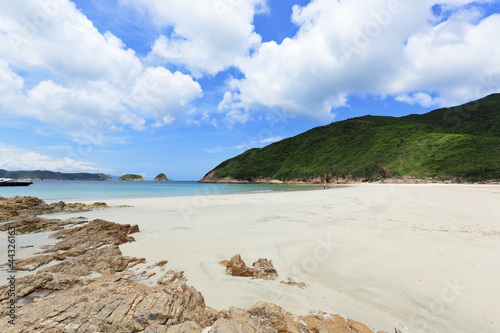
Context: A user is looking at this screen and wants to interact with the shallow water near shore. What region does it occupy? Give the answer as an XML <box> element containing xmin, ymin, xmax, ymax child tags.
<box><xmin>0</xmin><ymin>180</ymin><xmax>319</xmax><ymax>201</ymax></box>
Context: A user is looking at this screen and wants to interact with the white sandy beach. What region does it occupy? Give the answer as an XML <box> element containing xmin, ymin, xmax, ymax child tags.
<box><xmin>34</xmin><ymin>184</ymin><xmax>500</xmax><ymax>333</ymax></box>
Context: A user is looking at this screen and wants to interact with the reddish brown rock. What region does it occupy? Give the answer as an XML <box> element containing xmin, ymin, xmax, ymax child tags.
<box><xmin>40</xmin><ymin>245</ymin><xmax>146</xmax><ymax>276</ymax></box>
<box><xmin>348</xmin><ymin>319</ymin><xmax>376</xmax><ymax>333</ymax></box>
<box><xmin>11</xmin><ymin>219</ymin><xmax>141</xmax><ymax>273</ymax></box>
<box><xmin>211</xmin><ymin>302</ymin><xmax>375</xmax><ymax>333</ymax></box>
<box><xmin>46</xmin><ymin>219</ymin><xmax>139</xmax><ymax>253</ymax></box>
<box><xmin>158</xmin><ymin>270</ymin><xmax>188</xmax><ymax>285</ymax></box>
<box><xmin>223</xmin><ymin>254</ymin><xmax>278</xmax><ymax>280</ymax></box>
<box><xmin>252</xmin><ymin>258</ymin><xmax>278</xmax><ymax>280</ymax></box>
<box><xmin>0</xmin><ymin>196</ymin><xmax>109</xmax><ymax>222</ymax></box>
<box><xmin>280</xmin><ymin>278</ymin><xmax>306</xmax><ymax>289</ymax></box>
<box><xmin>0</xmin><ymin>217</ymin><xmax>88</xmax><ymax>234</ymax></box>
<box><xmin>0</xmin><ymin>273</ymin><xmax>214</xmax><ymax>332</ymax></box>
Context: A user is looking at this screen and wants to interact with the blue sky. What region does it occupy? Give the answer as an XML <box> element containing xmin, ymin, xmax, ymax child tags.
<box><xmin>1</xmin><ymin>0</ymin><xmax>499</xmax><ymax>180</ymax></box>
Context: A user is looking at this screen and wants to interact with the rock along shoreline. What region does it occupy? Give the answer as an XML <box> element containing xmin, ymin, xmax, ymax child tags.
<box><xmin>0</xmin><ymin>196</ymin><xmax>390</xmax><ymax>333</ymax></box>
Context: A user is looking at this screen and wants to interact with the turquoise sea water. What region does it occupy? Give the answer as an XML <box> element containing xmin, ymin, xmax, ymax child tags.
<box><xmin>0</xmin><ymin>181</ymin><xmax>319</xmax><ymax>202</ymax></box>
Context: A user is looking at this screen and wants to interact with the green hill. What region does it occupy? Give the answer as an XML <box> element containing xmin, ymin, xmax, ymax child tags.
<box><xmin>200</xmin><ymin>94</ymin><xmax>500</xmax><ymax>183</ymax></box>
<box><xmin>153</xmin><ymin>173</ymin><xmax>171</xmax><ymax>181</ymax></box>
<box><xmin>0</xmin><ymin>170</ymin><xmax>112</xmax><ymax>181</ymax></box>
<box><xmin>118</xmin><ymin>174</ymin><xmax>145</xmax><ymax>181</ymax></box>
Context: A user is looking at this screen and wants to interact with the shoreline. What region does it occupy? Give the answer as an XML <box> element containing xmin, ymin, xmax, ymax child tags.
<box><xmin>2</xmin><ymin>184</ymin><xmax>499</xmax><ymax>332</ymax></box>
<box><xmin>32</xmin><ymin>183</ymin><xmax>500</xmax><ymax>333</ymax></box>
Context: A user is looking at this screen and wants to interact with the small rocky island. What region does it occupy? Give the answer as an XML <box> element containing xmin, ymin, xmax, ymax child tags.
<box><xmin>153</xmin><ymin>173</ymin><xmax>171</xmax><ymax>182</ymax></box>
<box><xmin>118</xmin><ymin>174</ymin><xmax>145</xmax><ymax>181</ymax></box>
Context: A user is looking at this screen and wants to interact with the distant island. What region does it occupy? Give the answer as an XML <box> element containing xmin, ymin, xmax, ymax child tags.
<box><xmin>153</xmin><ymin>173</ymin><xmax>171</xmax><ymax>182</ymax></box>
<box><xmin>0</xmin><ymin>169</ymin><xmax>112</xmax><ymax>181</ymax></box>
<box><xmin>118</xmin><ymin>174</ymin><xmax>145</xmax><ymax>181</ymax></box>
<box><xmin>200</xmin><ymin>93</ymin><xmax>500</xmax><ymax>184</ymax></box>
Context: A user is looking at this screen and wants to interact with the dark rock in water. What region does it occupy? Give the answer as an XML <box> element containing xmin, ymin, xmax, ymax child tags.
<box><xmin>223</xmin><ymin>254</ymin><xmax>278</xmax><ymax>280</ymax></box>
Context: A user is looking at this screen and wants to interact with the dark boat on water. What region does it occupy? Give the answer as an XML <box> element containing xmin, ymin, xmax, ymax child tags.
<box><xmin>0</xmin><ymin>178</ymin><xmax>33</xmax><ymax>187</ymax></box>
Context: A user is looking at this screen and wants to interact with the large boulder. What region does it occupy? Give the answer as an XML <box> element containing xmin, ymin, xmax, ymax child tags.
<box><xmin>222</xmin><ymin>254</ymin><xmax>278</xmax><ymax>280</ymax></box>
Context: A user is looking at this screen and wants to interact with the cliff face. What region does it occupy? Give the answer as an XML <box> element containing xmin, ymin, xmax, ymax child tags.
<box><xmin>200</xmin><ymin>93</ymin><xmax>500</xmax><ymax>184</ymax></box>
<box><xmin>153</xmin><ymin>173</ymin><xmax>171</xmax><ymax>182</ymax></box>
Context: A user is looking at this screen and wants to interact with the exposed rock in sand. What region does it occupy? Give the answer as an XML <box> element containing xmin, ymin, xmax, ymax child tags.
<box><xmin>281</xmin><ymin>278</ymin><xmax>306</xmax><ymax>289</ymax></box>
<box><xmin>0</xmin><ymin>196</ymin><xmax>109</xmax><ymax>222</ymax></box>
<box><xmin>222</xmin><ymin>254</ymin><xmax>278</xmax><ymax>280</ymax></box>
<box><xmin>11</xmin><ymin>219</ymin><xmax>141</xmax><ymax>272</ymax></box>
<box><xmin>0</xmin><ymin>216</ymin><xmax>88</xmax><ymax>234</ymax></box>
<box><xmin>0</xmin><ymin>273</ymin><xmax>214</xmax><ymax>333</ymax></box>
<box><xmin>0</xmin><ymin>198</ymin><xmax>383</xmax><ymax>333</ymax></box>
<box><xmin>213</xmin><ymin>301</ymin><xmax>376</xmax><ymax>333</ymax></box>
<box><xmin>158</xmin><ymin>270</ymin><xmax>188</xmax><ymax>285</ymax></box>
<box><xmin>40</xmin><ymin>245</ymin><xmax>146</xmax><ymax>276</ymax></box>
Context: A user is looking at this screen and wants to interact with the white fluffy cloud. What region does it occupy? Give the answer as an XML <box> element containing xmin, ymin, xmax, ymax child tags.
<box><xmin>2</xmin><ymin>0</ymin><xmax>499</xmax><ymax>134</ymax></box>
<box><xmin>126</xmin><ymin>67</ymin><xmax>203</xmax><ymax>126</ymax></box>
<box><xmin>220</xmin><ymin>0</ymin><xmax>500</xmax><ymax>122</ymax></box>
<box><xmin>0</xmin><ymin>143</ymin><xmax>107</xmax><ymax>173</ymax></box>
<box><xmin>125</xmin><ymin>0</ymin><xmax>266</xmax><ymax>76</ymax></box>
<box><xmin>0</xmin><ymin>0</ymin><xmax>203</xmax><ymax>135</ymax></box>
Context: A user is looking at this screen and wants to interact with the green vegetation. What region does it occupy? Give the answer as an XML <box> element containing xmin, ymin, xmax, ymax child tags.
<box><xmin>202</xmin><ymin>93</ymin><xmax>500</xmax><ymax>183</ymax></box>
<box><xmin>0</xmin><ymin>170</ymin><xmax>112</xmax><ymax>181</ymax></box>
<box><xmin>153</xmin><ymin>173</ymin><xmax>171</xmax><ymax>181</ymax></box>
<box><xmin>118</xmin><ymin>174</ymin><xmax>145</xmax><ymax>181</ymax></box>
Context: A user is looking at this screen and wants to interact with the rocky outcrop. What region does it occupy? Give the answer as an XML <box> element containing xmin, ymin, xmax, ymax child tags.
<box><xmin>221</xmin><ymin>254</ymin><xmax>278</xmax><ymax>280</ymax></box>
<box><xmin>153</xmin><ymin>173</ymin><xmax>171</xmax><ymax>182</ymax></box>
<box><xmin>0</xmin><ymin>273</ymin><xmax>215</xmax><ymax>333</ymax></box>
<box><xmin>0</xmin><ymin>196</ymin><xmax>109</xmax><ymax>222</ymax></box>
<box><xmin>212</xmin><ymin>301</ymin><xmax>378</xmax><ymax>333</ymax></box>
<box><xmin>0</xmin><ymin>216</ymin><xmax>88</xmax><ymax>233</ymax></box>
<box><xmin>12</xmin><ymin>219</ymin><xmax>141</xmax><ymax>272</ymax></box>
<box><xmin>118</xmin><ymin>174</ymin><xmax>145</xmax><ymax>181</ymax></box>
<box><xmin>0</xmin><ymin>198</ymin><xmax>386</xmax><ymax>333</ymax></box>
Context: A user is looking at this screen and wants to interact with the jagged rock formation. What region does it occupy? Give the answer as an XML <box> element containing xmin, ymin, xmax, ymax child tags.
<box><xmin>153</xmin><ymin>173</ymin><xmax>171</xmax><ymax>182</ymax></box>
<box><xmin>0</xmin><ymin>272</ymin><xmax>216</xmax><ymax>333</ymax></box>
<box><xmin>0</xmin><ymin>217</ymin><xmax>88</xmax><ymax>233</ymax></box>
<box><xmin>11</xmin><ymin>219</ymin><xmax>140</xmax><ymax>272</ymax></box>
<box><xmin>0</xmin><ymin>197</ymin><xmax>386</xmax><ymax>333</ymax></box>
<box><xmin>0</xmin><ymin>196</ymin><xmax>108</xmax><ymax>222</ymax></box>
<box><xmin>221</xmin><ymin>254</ymin><xmax>278</xmax><ymax>280</ymax></box>
<box><xmin>212</xmin><ymin>301</ymin><xmax>380</xmax><ymax>333</ymax></box>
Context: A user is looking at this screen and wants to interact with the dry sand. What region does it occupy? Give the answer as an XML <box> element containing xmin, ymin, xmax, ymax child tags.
<box><xmin>24</xmin><ymin>184</ymin><xmax>500</xmax><ymax>332</ymax></box>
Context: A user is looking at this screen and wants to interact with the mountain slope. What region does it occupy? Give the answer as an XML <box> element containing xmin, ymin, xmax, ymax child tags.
<box><xmin>200</xmin><ymin>93</ymin><xmax>500</xmax><ymax>183</ymax></box>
